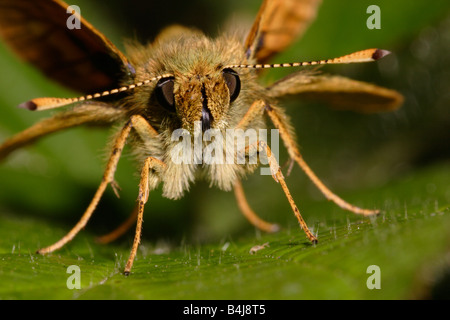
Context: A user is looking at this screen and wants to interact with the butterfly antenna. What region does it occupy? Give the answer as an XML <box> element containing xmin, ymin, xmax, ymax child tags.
<box><xmin>20</xmin><ymin>49</ymin><xmax>390</xmax><ymax>111</ymax></box>
<box><xmin>224</xmin><ymin>48</ymin><xmax>390</xmax><ymax>70</ymax></box>
<box><xmin>18</xmin><ymin>73</ymin><xmax>174</xmax><ymax>111</ymax></box>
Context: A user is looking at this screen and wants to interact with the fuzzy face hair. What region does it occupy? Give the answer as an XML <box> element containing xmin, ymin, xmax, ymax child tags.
<box><xmin>119</xmin><ymin>27</ymin><xmax>271</xmax><ymax>199</ymax></box>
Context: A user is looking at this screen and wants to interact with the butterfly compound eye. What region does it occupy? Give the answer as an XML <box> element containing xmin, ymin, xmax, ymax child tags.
<box><xmin>222</xmin><ymin>68</ymin><xmax>241</xmax><ymax>102</ymax></box>
<box><xmin>155</xmin><ymin>77</ymin><xmax>175</xmax><ymax>111</ymax></box>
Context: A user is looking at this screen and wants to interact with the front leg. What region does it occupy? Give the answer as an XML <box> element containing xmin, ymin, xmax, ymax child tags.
<box><xmin>96</xmin><ymin>115</ymin><xmax>161</xmax><ymax>244</ymax></box>
<box><xmin>232</xmin><ymin>100</ymin><xmax>280</xmax><ymax>233</ymax></box>
<box><xmin>37</xmin><ymin>115</ymin><xmax>159</xmax><ymax>255</ymax></box>
<box><xmin>265</xmin><ymin>104</ymin><xmax>379</xmax><ymax>216</ymax></box>
<box><xmin>245</xmin><ymin>140</ymin><xmax>318</xmax><ymax>243</ymax></box>
<box><xmin>37</xmin><ymin>117</ymin><xmax>134</xmax><ymax>254</ymax></box>
<box><xmin>124</xmin><ymin>156</ymin><xmax>167</xmax><ymax>275</ymax></box>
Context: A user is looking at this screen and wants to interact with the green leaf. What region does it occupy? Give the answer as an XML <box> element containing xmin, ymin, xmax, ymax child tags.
<box><xmin>1</xmin><ymin>162</ymin><xmax>449</xmax><ymax>299</ymax></box>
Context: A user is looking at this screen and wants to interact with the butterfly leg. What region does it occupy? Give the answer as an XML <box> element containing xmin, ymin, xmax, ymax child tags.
<box><xmin>246</xmin><ymin>140</ymin><xmax>317</xmax><ymax>244</ymax></box>
<box><xmin>265</xmin><ymin>104</ymin><xmax>379</xmax><ymax>216</ymax></box>
<box><xmin>234</xmin><ymin>100</ymin><xmax>280</xmax><ymax>233</ymax></box>
<box><xmin>95</xmin><ymin>204</ymin><xmax>139</xmax><ymax>244</ymax></box>
<box><xmin>124</xmin><ymin>156</ymin><xmax>166</xmax><ymax>275</ymax></box>
<box><xmin>36</xmin><ymin>118</ymin><xmax>134</xmax><ymax>254</ymax></box>
<box><xmin>95</xmin><ymin>116</ymin><xmax>160</xmax><ymax>244</ymax></box>
<box><xmin>37</xmin><ymin>114</ymin><xmax>159</xmax><ymax>254</ymax></box>
<box><xmin>236</xmin><ymin>99</ymin><xmax>266</xmax><ymax>130</ymax></box>
<box><xmin>233</xmin><ymin>179</ymin><xmax>280</xmax><ymax>233</ymax></box>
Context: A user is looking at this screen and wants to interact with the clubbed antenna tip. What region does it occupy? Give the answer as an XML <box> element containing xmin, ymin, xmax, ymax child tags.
<box><xmin>372</xmin><ymin>49</ymin><xmax>391</xmax><ymax>60</ymax></box>
<box><xmin>18</xmin><ymin>101</ymin><xmax>38</xmax><ymax>111</ymax></box>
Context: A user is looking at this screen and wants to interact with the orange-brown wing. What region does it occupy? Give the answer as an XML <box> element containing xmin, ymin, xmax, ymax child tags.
<box><xmin>268</xmin><ymin>72</ymin><xmax>404</xmax><ymax>113</ymax></box>
<box><xmin>244</xmin><ymin>0</ymin><xmax>322</xmax><ymax>63</ymax></box>
<box><xmin>0</xmin><ymin>103</ymin><xmax>124</xmax><ymax>162</ymax></box>
<box><xmin>0</xmin><ymin>0</ymin><xmax>133</xmax><ymax>94</ymax></box>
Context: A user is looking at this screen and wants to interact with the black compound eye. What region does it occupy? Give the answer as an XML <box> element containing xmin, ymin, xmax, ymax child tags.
<box><xmin>222</xmin><ymin>68</ymin><xmax>241</xmax><ymax>102</ymax></box>
<box><xmin>155</xmin><ymin>76</ymin><xmax>175</xmax><ymax>111</ymax></box>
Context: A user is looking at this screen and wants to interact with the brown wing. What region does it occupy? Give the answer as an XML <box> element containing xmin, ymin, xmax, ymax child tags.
<box><xmin>244</xmin><ymin>0</ymin><xmax>322</xmax><ymax>63</ymax></box>
<box><xmin>0</xmin><ymin>104</ymin><xmax>124</xmax><ymax>161</ymax></box>
<box><xmin>0</xmin><ymin>0</ymin><xmax>133</xmax><ymax>94</ymax></box>
<box><xmin>268</xmin><ymin>72</ymin><xmax>404</xmax><ymax>113</ymax></box>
